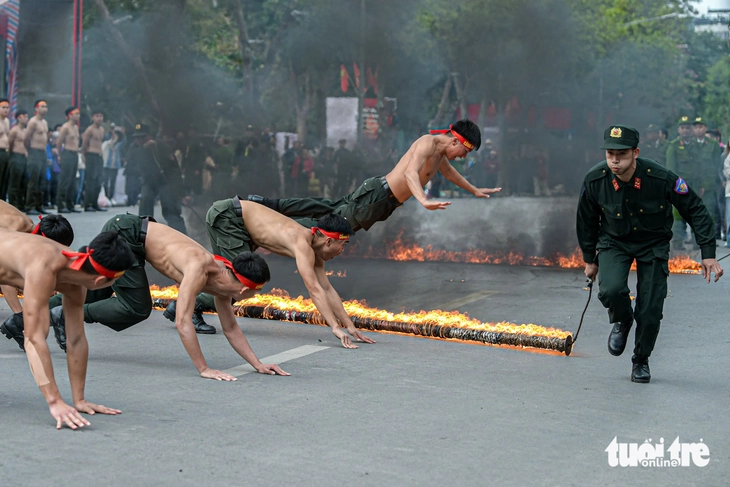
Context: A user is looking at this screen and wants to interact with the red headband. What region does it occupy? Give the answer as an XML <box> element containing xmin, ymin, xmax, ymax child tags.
<box><xmin>214</xmin><ymin>255</ymin><xmax>265</xmax><ymax>290</ymax></box>
<box><xmin>449</xmin><ymin>124</ymin><xmax>475</xmax><ymax>151</ymax></box>
<box><xmin>0</xmin><ymin>102</ymin><xmax>9</xmax><ymax>108</ymax></box>
<box><xmin>429</xmin><ymin>125</ymin><xmax>475</xmax><ymax>151</ymax></box>
<box><xmin>30</xmin><ymin>215</ymin><xmax>46</xmax><ymax>237</ymax></box>
<box><xmin>311</xmin><ymin>227</ymin><xmax>350</xmax><ymax>241</ymax></box>
<box><xmin>62</xmin><ymin>249</ymin><xmax>125</xmax><ymax>279</ymax></box>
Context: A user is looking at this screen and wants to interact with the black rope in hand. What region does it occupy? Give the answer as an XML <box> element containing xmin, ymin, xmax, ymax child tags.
<box><xmin>572</xmin><ymin>277</ymin><xmax>593</xmax><ymax>345</ymax></box>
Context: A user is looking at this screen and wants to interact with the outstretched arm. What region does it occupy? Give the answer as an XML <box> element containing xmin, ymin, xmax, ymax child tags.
<box><xmin>58</xmin><ymin>282</ymin><xmax>121</xmax><ymax>419</ymax></box>
<box><xmin>215</xmin><ymin>295</ymin><xmax>289</xmax><ymax>378</ymax></box>
<box><xmin>439</xmin><ymin>159</ymin><xmax>501</xmax><ymax>198</ymax></box>
<box><xmin>295</xmin><ymin>246</ymin><xmax>359</xmax><ymax>349</ymax></box>
<box><xmin>173</xmin><ymin>269</ymin><xmax>223</xmax><ymax>379</ymax></box>
<box><xmin>23</xmin><ymin>273</ymin><xmax>88</xmax><ymax>429</ymax></box>
<box><xmin>314</xmin><ymin>263</ymin><xmax>375</xmax><ymax>345</ymax></box>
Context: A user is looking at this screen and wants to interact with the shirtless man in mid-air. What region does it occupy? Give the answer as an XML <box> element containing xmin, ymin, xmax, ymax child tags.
<box><xmin>247</xmin><ymin>119</ymin><xmax>500</xmax><ymax>231</ymax></box>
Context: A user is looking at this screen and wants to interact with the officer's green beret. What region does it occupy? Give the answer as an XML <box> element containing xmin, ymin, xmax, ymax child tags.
<box><xmin>600</xmin><ymin>125</ymin><xmax>640</xmax><ymax>150</ymax></box>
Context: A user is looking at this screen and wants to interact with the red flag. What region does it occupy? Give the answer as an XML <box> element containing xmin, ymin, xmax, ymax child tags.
<box><xmin>340</xmin><ymin>64</ymin><xmax>349</xmax><ymax>93</ymax></box>
<box><xmin>353</xmin><ymin>62</ymin><xmax>361</xmax><ymax>90</ymax></box>
<box><xmin>366</xmin><ymin>66</ymin><xmax>378</xmax><ymax>95</ymax></box>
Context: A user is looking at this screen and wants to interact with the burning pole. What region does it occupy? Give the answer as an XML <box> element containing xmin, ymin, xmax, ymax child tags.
<box><xmin>151</xmin><ymin>288</ymin><xmax>574</xmax><ymax>355</ymax></box>
<box><xmin>234</xmin><ymin>305</ymin><xmax>573</xmax><ymax>356</ymax></box>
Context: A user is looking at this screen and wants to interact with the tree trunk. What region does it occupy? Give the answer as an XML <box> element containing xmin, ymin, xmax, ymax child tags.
<box><xmin>232</xmin><ymin>0</ymin><xmax>253</xmax><ymax>97</ymax></box>
<box><xmin>428</xmin><ymin>75</ymin><xmax>452</xmax><ymax>128</ymax></box>
<box><xmin>91</xmin><ymin>0</ymin><xmax>161</xmax><ymax>119</ymax></box>
<box><xmin>477</xmin><ymin>92</ymin><xmax>489</xmax><ymax>130</ymax></box>
<box><xmin>452</xmin><ymin>72</ymin><xmax>469</xmax><ymax>121</ymax></box>
<box><xmin>291</xmin><ymin>62</ymin><xmax>312</xmax><ymax>142</ymax></box>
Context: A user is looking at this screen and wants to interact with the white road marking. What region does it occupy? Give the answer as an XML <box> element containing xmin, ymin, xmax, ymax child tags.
<box><xmin>0</xmin><ymin>353</ymin><xmax>25</xmax><ymax>359</ymax></box>
<box><xmin>438</xmin><ymin>290</ymin><xmax>499</xmax><ymax>310</ymax></box>
<box><xmin>222</xmin><ymin>344</ymin><xmax>329</xmax><ymax>377</ymax></box>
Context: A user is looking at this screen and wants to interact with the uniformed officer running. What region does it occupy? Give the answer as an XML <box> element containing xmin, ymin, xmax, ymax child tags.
<box><xmin>577</xmin><ymin>125</ymin><xmax>723</xmax><ymax>383</ymax></box>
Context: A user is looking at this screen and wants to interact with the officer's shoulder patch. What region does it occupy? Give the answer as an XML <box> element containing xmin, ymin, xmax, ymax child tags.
<box><xmin>674</xmin><ymin>177</ymin><xmax>689</xmax><ymax>194</ymax></box>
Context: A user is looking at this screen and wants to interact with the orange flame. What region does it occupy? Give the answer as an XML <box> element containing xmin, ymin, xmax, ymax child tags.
<box><xmin>150</xmin><ymin>286</ymin><xmax>570</xmax><ymax>339</ymax></box>
<box><xmin>343</xmin><ymin>232</ymin><xmax>701</xmax><ymax>274</ymax></box>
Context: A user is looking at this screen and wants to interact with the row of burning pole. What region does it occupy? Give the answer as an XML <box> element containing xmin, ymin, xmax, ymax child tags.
<box><xmin>151</xmin><ymin>288</ymin><xmax>574</xmax><ymax>356</ymax></box>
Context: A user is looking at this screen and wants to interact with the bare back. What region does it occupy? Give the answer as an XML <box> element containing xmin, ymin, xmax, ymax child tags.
<box><xmin>58</xmin><ymin>120</ymin><xmax>80</xmax><ymax>152</ymax></box>
<box><xmin>0</xmin><ymin>117</ymin><xmax>10</xmax><ymax>149</ymax></box>
<box><xmin>9</xmin><ymin>125</ymin><xmax>27</xmax><ymax>155</ymax></box>
<box><xmin>83</xmin><ymin>124</ymin><xmax>105</xmax><ymax>154</ymax></box>
<box><xmin>0</xmin><ymin>230</ymin><xmax>71</xmax><ymax>291</ymax></box>
<box><xmin>385</xmin><ymin>135</ymin><xmax>448</xmax><ymax>202</ymax></box>
<box><xmin>143</xmin><ymin>222</ymin><xmax>222</xmax><ymax>293</ymax></box>
<box><xmin>26</xmin><ymin>116</ymin><xmax>48</xmax><ymax>150</ymax></box>
<box><xmin>0</xmin><ymin>200</ymin><xmax>33</xmax><ymax>232</ymax></box>
<box><xmin>239</xmin><ymin>201</ymin><xmax>316</xmax><ymax>260</ymax></box>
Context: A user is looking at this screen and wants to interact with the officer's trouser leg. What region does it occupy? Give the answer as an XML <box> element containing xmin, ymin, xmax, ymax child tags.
<box><xmin>633</xmin><ymin>256</ymin><xmax>668</xmax><ymax>358</ymax></box>
<box><xmin>277</xmin><ymin>196</ymin><xmax>348</xmax><ymax>218</ymax></box>
<box><xmin>160</xmin><ymin>187</ymin><xmax>187</xmax><ymax>235</ymax></box>
<box><xmin>49</xmin><ymin>266</ymin><xmax>152</xmax><ymax>331</ymax></box>
<box><xmin>596</xmin><ymin>247</ymin><xmax>634</xmax><ymax>324</ymax></box>
<box><xmin>197</xmin><ymin>214</ymin><xmax>251</xmax><ymax>311</ymax></box>
<box><xmin>138</xmin><ymin>184</ymin><xmax>157</xmax><ymax>218</ymax></box>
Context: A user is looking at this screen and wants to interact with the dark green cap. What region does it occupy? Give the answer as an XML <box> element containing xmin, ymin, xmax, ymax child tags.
<box><xmin>600</xmin><ymin>125</ymin><xmax>640</xmax><ymax>150</ymax></box>
<box><xmin>646</xmin><ymin>123</ymin><xmax>658</xmax><ymax>132</ymax></box>
<box><xmin>677</xmin><ymin>115</ymin><xmax>691</xmax><ymax>126</ymax></box>
<box><xmin>693</xmin><ymin>116</ymin><xmax>707</xmax><ymax>126</ymax></box>
<box><xmin>132</xmin><ymin>123</ymin><xmax>151</xmax><ymax>137</ymax></box>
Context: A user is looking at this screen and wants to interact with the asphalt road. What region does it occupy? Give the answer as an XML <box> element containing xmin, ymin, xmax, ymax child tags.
<box><xmin>0</xmin><ymin>203</ymin><xmax>728</xmax><ymax>486</ymax></box>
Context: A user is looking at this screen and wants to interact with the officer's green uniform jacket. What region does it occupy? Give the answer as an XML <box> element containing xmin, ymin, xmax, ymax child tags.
<box><xmin>577</xmin><ymin>157</ymin><xmax>716</xmax><ymax>263</ymax></box>
<box><xmin>692</xmin><ymin>137</ymin><xmax>722</xmax><ymax>192</ymax></box>
<box><xmin>665</xmin><ymin>138</ymin><xmax>697</xmax><ymax>187</ymax></box>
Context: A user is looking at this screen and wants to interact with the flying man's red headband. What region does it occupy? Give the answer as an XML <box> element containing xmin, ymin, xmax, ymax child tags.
<box><xmin>311</xmin><ymin>227</ymin><xmax>350</xmax><ymax>241</ymax></box>
<box><xmin>429</xmin><ymin>124</ymin><xmax>475</xmax><ymax>151</ymax></box>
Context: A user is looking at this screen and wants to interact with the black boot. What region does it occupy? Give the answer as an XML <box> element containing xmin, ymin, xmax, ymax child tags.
<box><xmin>246</xmin><ymin>195</ymin><xmax>280</xmax><ymax>212</ymax></box>
<box><xmin>163</xmin><ymin>300</ymin><xmax>216</xmax><ymax>334</ymax></box>
<box><xmin>631</xmin><ymin>355</ymin><xmax>651</xmax><ymax>383</ymax></box>
<box><xmin>608</xmin><ymin>317</ymin><xmax>633</xmax><ymax>356</ymax></box>
<box><xmin>0</xmin><ymin>312</ymin><xmax>25</xmax><ymax>351</ymax></box>
<box><xmin>49</xmin><ymin>306</ymin><xmax>67</xmax><ymax>352</ymax></box>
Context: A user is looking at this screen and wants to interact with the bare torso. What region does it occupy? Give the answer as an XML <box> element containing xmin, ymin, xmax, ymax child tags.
<box><xmin>59</xmin><ymin>120</ymin><xmax>80</xmax><ymax>152</ymax></box>
<box><xmin>239</xmin><ymin>201</ymin><xmax>315</xmax><ymax>259</ymax></box>
<box><xmin>9</xmin><ymin>125</ymin><xmax>27</xmax><ymax>156</ymax></box>
<box><xmin>83</xmin><ymin>124</ymin><xmax>105</xmax><ymax>154</ymax></box>
<box><xmin>0</xmin><ymin>229</ymin><xmax>72</xmax><ymax>291</ymax></box>
<box><xmin>0</xmin><ymin>117</ymin><xmax>10</xmax><ymax>149</ymax></box>
<box><xmin>0</xmin><ymin>200</ymin><xmax>33</xmax><ymax>232</ymax></box>
<box><xmin>143</xmin><ymin>221</ymin><xmax>230</xmax><ymax>296</ymax></box>
<box><xmin>384</xmin><ymin>135</ymin><xmax>448</xmax><ymax>202</ymax></box>
<box><xmin>27</xmin><ymin>116</ymin><xmax>48</xmax><ymax>150</ymax></box>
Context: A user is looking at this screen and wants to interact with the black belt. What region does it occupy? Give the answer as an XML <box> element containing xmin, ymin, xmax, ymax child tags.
<box><xmin>139</xmin><ymin>216</ymin><xmax>156</xmax><ymax>244</ymax></box>
<box><xmin>378</xmin><ymin>176</ymin><xmax>397</xmax><ymax>200</ymax></box>
<box><xmin>232</xmin><ymin>195</ymin><xmax>243</xmax><ymax>217</ymax></box>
